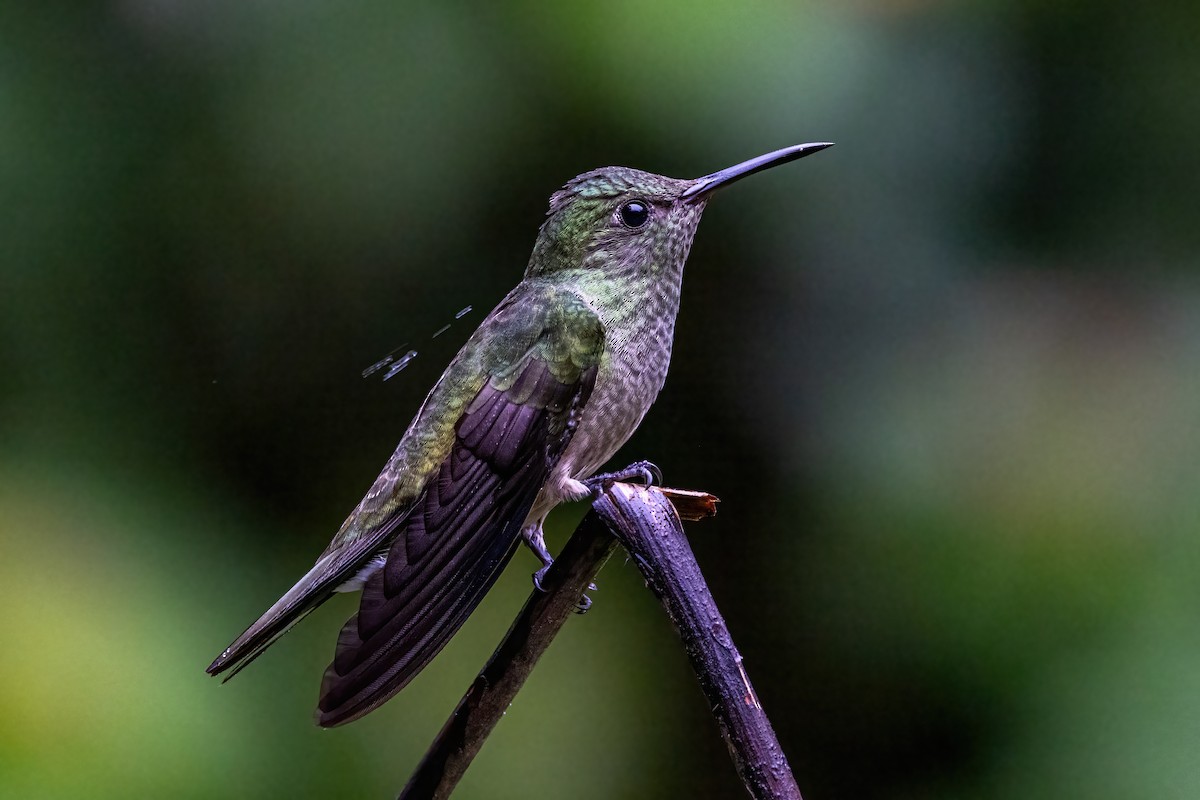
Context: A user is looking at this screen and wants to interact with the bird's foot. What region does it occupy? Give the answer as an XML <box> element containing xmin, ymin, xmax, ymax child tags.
<box><xmin>533</xmin><ymin>564</ymin><xmax>552</xmax><ymax>593</ymax></box>
<box><xmin>535</xmin><ymin>559</ymin><xmax>598</xmax><ymax>613</ymax></box>
<box><xmin>583</xmin><ymin>460</ymin><xmax>663</xmax><ymax>497</ymax></box>
<box><xmin>525</xmin><ymin>521</ymin><xmax>599</xmax><ymax>609</ymax></box>
<box><xmin>575</xmin><ymin>582</ymin><xmax>598</xmax><ymax>615</ymax></box>
<box><xmin>523</xmin><ymin>524</ymin><xmax>555</xmax><ymax>593</ymax></box>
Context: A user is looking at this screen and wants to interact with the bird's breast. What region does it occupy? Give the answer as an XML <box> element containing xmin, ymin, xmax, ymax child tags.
<box><xmin>559</xmin><ymin>286</ymin><xmax>680</xmax><ymax>481</ymax></box>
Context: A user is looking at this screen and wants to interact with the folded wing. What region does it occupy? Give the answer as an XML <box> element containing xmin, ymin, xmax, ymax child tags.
<box><xmin>315</xmin><ymin>292</ymin><xmax>603</xmax><ymax>726</ymax></box>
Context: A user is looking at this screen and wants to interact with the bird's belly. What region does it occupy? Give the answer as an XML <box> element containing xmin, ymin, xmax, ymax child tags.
<box><xmin>563</xmin><ymin>364</ymin><xmax>658</xmax><ymax>477</ymax></box>
<box><xmin>529</xmin><ymin>333</ymin><xmax>672</xmax><ymax>520</ymax></box>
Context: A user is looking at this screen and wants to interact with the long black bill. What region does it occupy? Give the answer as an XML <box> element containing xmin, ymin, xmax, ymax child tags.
<box><xmin>681</xmin><ymin>141</ymin><xmax>834</xmax><ymax>202</ymax></box>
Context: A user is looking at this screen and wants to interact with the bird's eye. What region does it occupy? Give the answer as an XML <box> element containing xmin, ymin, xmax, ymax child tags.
<box><xmin>618</xmin><ymin>200</ymin><xmax>651</xmax><ymax>229</ymax></box>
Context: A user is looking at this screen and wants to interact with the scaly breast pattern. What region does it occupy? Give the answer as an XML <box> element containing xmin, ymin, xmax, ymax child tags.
<box><xmin>530</xmin><ymin>275</ymin><xmax>681</xmax><ymax>520</ymax></box>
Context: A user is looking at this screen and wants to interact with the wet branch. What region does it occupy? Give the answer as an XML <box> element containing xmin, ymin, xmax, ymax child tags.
<box><xmin>397</xmin><ymin>483</ymin><xmax>801</xmax><ymax>800</ymax></box>
<box><xmin>396</xmin><ymin>505</ymin><xmax>620</xmax><ymax>800</ymax></box>
<box><xmin>596</xmin><ymin>483</ymin><xmax>802</xmax><ymax>800</ymax></box>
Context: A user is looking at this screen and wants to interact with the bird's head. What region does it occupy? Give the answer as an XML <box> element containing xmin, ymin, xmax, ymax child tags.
<box><xmin>525</xmin><ymin>142</ymin><xmax>833</xmax><ymax>283</ymax></box>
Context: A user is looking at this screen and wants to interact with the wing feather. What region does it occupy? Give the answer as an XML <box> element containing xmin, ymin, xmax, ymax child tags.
<box><xmin>206</xmin><ymin>284</ymin><xmax>604</xmax><ymax>725</ymax></box>
<box><xmin>205</xmin><ymin>508</ymin><xmax>412</xmax><ymax>679</ymax></box>
<box><xmin>315</xmin><ymin>296</ymin><xmax>602</xmax><ymax>727</ymax></box>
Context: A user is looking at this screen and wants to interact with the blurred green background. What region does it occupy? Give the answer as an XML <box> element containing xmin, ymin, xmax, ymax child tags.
<box><xmin>4</xmin><ymin>1</ymin><xmax>1200</xmax><ymax>798</ymax></box>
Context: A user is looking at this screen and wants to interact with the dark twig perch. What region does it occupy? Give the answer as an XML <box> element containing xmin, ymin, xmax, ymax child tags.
<box><xmin>398</xmin><ymin>483</ymin><xmax>800</xmax><ymax>800</ymax></box>
<box><xmin>597</xmin><ymin>483</ymin><xmax>802</xmax><ymax>800</ymax></box>
<box><xmin>396</xmin><ymin>509</ymin><xmax>620</xmax><ymax>800</ymax></box>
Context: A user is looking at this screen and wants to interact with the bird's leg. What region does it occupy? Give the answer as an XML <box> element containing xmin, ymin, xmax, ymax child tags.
<box><xmin>527</xmin><ymin>465</ymin><xmax>661</xmax><ymax>606</ymax></box>
<box><xmin>582</xmin><ymin>460</ymin><xmax>663</xmax><ymax>496</ymax></box>
<box><xmin>522</xmin><ymin>521</ymin><xmax>556</xmax><ymax>592</ymax></box>
<box><xmin>522</xmin><ymin>510</ymin><xmax>597</xmax><ymax>613</ymax></box>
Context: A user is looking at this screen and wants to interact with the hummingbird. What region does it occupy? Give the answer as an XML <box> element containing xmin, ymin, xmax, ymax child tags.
<box><xmin>207</xmin><ymin>142</ymin><xmax>833</xmax><ymax>727</ymax></box>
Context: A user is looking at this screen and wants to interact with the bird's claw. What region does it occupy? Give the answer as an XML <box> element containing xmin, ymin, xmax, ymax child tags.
<box><xmin>575</xmin><ymin>582</ymin><xmax>598</xmax><ymax>614</ymax></box>
<box><xmin>583</xmin><ymin>460</ymin><xmax>663</xmax><ymax>497</ymax></box>
<box><xmin>532</xmin><ymin>564</ymin><xmax>552</xmax><ymax>593</ymax></box>
<box><xmin>535</xmin><ymin>567</ymin><xmax>597</xmax><ymax>614</ymax></box>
